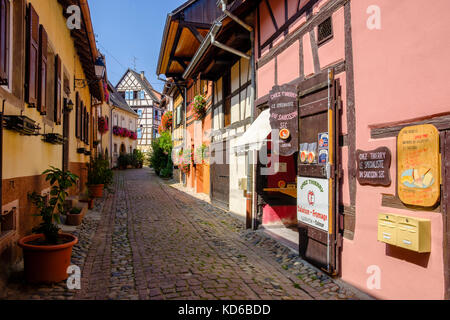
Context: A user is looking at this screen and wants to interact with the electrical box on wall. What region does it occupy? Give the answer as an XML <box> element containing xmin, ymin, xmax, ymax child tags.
<box><xmin>377</xmin><ymin>214</ymin><xmax>431</xmax><ymax>253</ymax></box>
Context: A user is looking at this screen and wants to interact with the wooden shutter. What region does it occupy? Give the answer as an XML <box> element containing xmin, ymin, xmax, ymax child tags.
<box><xmin>80</xmin><ymin>103</ymin><xmax>85</xmax><ymax>142</ymax></box>
<box><xmin>25</xmin><ymin>3</ymin><xmax>39</xmax><ymax>106</ymax></box>
<box><xmin>0</xmin><ymin>0</ymin><xmax>10</xmax><ymax>85</ymax></box>
<box><xmin>86</xmin><ymin>112</ymin><xmax>90</xmax><ymax>145</ymax></box>
<box><xmin>54</xmin><ymin>55</ymin><xmax>62</xmax><ymax>124</ymax></box>
<box><xmin>75</xmin><ymin>92</ymin><xmax>79</xmax><ymax>138</ymax></box>
<box><xmin>37</xmin><ymin>25</ymin><xmax>47</xmax><ymax>115</ymax></box>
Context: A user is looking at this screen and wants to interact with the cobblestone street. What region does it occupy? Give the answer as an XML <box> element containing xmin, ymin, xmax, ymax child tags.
<box><xmin>1</xmin><ymin>169</ymin><xmax>369</xmax><ymax>300</ymax></box>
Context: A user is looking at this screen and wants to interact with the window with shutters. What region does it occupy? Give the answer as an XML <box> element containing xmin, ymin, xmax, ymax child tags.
<box><xmin>0</xmin><ymin>0</ymin><xmax>11</xmax><ymax>88</ymax></box>
<box><xmin>46</xmin><ymin>43</ymin><xmax>55</xmax><ymax>123</ymax></box>
<box><xmin>85</xmin><ymin>112</ymin><xmax>89</xmax><ymax>145</ymax></box>
<box><xmin>75</xmin><ymin>92</ymin><xmax>80</xmax><ymax>137</ymax></box>
<box><xmin>25</xmin><ymin>3</ymin><xmax>39</xmax><ymax>107</ymax></box>
<box><xmin>37</xmin><ymin>25</ymin><xmax>47</xmax><ymax>115</ymax></box>
<box><xmin>54</xmin><ymin>55</ymin><xmax>62</xmax><ymax>125</ymax></box>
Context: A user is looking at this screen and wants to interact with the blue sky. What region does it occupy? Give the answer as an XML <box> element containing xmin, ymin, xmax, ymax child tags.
<box><xmin>89</xmin><ymin>0</ymin><xmax>185</xmax><ymax>93</ymax></box>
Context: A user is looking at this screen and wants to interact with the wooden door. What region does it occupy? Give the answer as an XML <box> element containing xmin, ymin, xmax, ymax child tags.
<box><xmin>297</xmin><ymin>70</ymin><xmax>341</xmax><ymax>275</ymax></box>
<box><xmin>210</xmin><ymin>141</ymin><xmax>229</xmax><ymax>210</ymax></box>
<box><xmin>441</xmin><ymin>131</ymin><xmax>450</xmax><ymax>299</ymax></box>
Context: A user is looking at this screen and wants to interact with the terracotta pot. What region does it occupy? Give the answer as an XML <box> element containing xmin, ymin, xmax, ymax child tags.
<box><xmin>88</xmin><ymin>184</ymin><xmax>104</xmax><ymax>198</ymax></box>
<box><xmin>88</xmin><ymin>199</ymin><xmax>94</xmax><ymax>209</ymax></box>
<box><xmin>18</xmin><ymin>233</ymin><xmax>78</xmax><ymax>283</ymax></box>
<box><xmin>66</xmin><ymin>208</ymin><xmax>86</xmax><ymax>226</ymax></box>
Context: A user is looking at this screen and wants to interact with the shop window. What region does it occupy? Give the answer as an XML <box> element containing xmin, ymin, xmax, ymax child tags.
<box><xmin>317</xmin><ymin>17</ymin><xmax>333</xmax><ymax>46</ymax></box>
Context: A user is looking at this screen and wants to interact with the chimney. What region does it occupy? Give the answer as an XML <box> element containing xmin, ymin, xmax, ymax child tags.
<box><xmin>140</xmin><ymin>71</ymin><xmax>145</xmax><ymax>80</ymax></box>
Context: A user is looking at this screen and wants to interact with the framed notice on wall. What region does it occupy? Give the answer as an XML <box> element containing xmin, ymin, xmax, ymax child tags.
<box><xmin>397</xmin><ymin>124</ymin><xmax>440</xmax><ymax>207</ymax></box>
<box><xmin>297</xmin><ymin>177</ymin><xmax>329</xmax><ymax>232</ymax></box>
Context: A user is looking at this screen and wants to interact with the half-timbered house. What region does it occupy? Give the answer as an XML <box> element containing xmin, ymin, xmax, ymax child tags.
<box><xmin>116</xmin><ymin>69</ymin><xmax>162</xmax><ymax>153</ymax></box>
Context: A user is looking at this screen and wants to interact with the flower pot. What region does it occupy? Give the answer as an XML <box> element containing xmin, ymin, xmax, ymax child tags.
<box><xmin>66</xmin><ymin>207</ymin><xmax>87</xmax><ymax>226</ymax></box>
<box><xmin>88</xmin><ymin>184</ymin><xmax>104</xmax><ymax>198</ymax></box>
<box><xmin>79</xmin><ymin>198</ymin><xmax>94</xmax><ymax>209</ymax></box>
<box><xmin>18</xmin><ymin>233</ymin><xmax>78</xmax><ymax>284</ymax></box>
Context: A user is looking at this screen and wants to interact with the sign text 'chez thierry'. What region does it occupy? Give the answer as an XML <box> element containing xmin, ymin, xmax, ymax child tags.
<box><xmin>356</xmin><ymin>147</ymin><xmax>392</xmax><ymax>186</ymax></box>
<box><xmin>269</xmin><ymin>84</ymin><xmax>298</xmax><ymax>157</ymax></box>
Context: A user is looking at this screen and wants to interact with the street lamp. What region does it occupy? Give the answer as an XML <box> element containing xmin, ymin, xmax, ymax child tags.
<box><xmin>74</xmin><ymin>56</ymin><xmax>106</xmax><ymax>89</ymax></box>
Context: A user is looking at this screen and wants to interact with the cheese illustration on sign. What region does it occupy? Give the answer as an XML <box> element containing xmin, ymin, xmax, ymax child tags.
<box><xmin>297</xmin><ymin>177</ymin><xmax>329</xmax><ymax>232</ymax></box>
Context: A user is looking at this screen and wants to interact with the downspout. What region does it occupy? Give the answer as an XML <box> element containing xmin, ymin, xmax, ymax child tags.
<box><xmin>217</xmin><ymin>0</ymin><xmax>256</xmax><ymax>229</ymax></box>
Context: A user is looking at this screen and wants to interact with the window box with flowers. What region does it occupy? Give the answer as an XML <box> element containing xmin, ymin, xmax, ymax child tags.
<box><xmin>192</xmin><ymin>95</ymin><xmax>207</xmax><ymax>121</ymax></box>
<box><xmin>161</xmin><ymin>111</ymin><xmax>173</xmax><ymax>132</ymax></box>
<box><xmin>98</xmin><ymin>116</ymin><xmax>109</xmax><ymax>134</ymax></box>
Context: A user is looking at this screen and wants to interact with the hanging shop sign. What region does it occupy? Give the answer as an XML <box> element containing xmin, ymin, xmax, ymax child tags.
<box><xmin>356</xmin><ymin>147</ymin><xmax>392</xmax><ymax>186</ymax></box>
<box><xmin>397</xmin><ymin>124</ymin><xmax>440</xmax><ymax>207</ymax></box>
<box><xmin>269</xmin><ymin>84</ymin><xmax>298</xmax><ymax>156</ymax></box>
<box><xmin>297</xmin><ymin>177</ymin><xmax>329</xmax><ymax>232</ymax></box>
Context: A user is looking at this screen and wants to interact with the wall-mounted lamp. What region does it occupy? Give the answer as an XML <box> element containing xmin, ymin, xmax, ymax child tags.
<box><xmin>74</xmin><ymin>57</ymin><xmax>106</xmax><ymax>89</ymax></box>
<box><xmin>64</xmin><ymin>98</ymin><xmax>74</xmax><ymax>112</ymax></box>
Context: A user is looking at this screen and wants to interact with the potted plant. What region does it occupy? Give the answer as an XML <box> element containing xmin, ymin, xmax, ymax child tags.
<box><xmin>193</xmin><ymin>95</ymin><xmax>207</xmax><ymax>121</ymax></box>
<box><xmin>18</xmin><ymin>167</ymin><xmax>79</xmax><ymax>283</ymax></box>
<box><xmin>87</xmin><ymin>154</ymin><xmax>113</xmax><ymax>198</ymax></box>
<box><xmin>79</xmin><ymin>189</ymin><xmax>94</xmax><ymax>209</ymax></box>
<box><xmin>131</xmin><ymin>149</ymin><xmax>145</xmax><ymax>168</ymax></box>
<box><xmin>117</xmin><ymin>154</ymin><xmax>130</xmax><ymax>170</ymax></box>
<box><xmin>65</xmin><ymin>207</ymin><xmax>86</xmax><ymax>227</ymax></box>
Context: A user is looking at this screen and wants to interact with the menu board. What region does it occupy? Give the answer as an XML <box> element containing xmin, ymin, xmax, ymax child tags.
<box><xmin>397</xmin><ymin>124</ymin><xmax>440</xmax><ymax>207</ymax></box>
<box><xmin>356</xmin><ymin>147</ymin><xmax>391</xmax><ymax>186</ymax></box>
<box><xmin>269</xmin><ymin>84</ymin><xmax>298</xmax><ymax>156</ymax></box>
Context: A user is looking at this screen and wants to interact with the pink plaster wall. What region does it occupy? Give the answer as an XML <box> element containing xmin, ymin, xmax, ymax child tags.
<box><xmin>318</xmin><ymin>7</ymin><xmax>345</xmax><ymax>69</ymax></box>
<box><xmin>257</xmin><ymin>59</ymin><xmax>275</xmax><ymax>98</ymax></box>
<box><xmin>340</xmin><ymin>0</ymin><xmax>450</xmax><ymax>300</ymax></box>
<box><xmin>277</xmin><ymin>41</ymin><xmax>300</xmax><ymax>85</ymax></box>
<box><xmin>302</xmin><ymin>33</ymin><xmax>315</xmax><ymax>77</ymax></box>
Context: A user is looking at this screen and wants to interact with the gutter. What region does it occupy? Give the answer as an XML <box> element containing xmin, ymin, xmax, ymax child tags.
<box><xmin>182</xmin><ymin>22</ymin><xmax>223</xmax><ymax>80</ymax></box>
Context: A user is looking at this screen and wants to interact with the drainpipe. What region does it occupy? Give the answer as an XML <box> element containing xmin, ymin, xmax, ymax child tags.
<box><xmin>218</xmin><ymin>0</ymin><xmax>256</xmax><ymax>229</ymax></box>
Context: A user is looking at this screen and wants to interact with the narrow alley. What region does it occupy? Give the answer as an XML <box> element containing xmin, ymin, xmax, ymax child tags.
<box><xmin>2</xmin><ymin>169</ymin><xmax>365</xmax><ymax>300</ymax></box>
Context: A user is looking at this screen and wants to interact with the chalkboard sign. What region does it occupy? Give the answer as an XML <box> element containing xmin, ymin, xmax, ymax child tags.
<box><xmin>269</xmin><ymin>84</ymin><xmax>298</xmax><ymax>157</ymax></box>
<box><xmin>356</xmin><ymin>147</ymin><xmax>392</xmax><ymax>186</ymax></box>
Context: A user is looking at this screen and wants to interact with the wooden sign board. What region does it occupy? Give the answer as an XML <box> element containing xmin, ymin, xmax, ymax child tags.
<box><xmin>356</xmin><ymin>147</ymin><xmax>392</xmax><ymax>186</ymax></box>
<box><xmin>269</xmin><ymin>84</ymin><xmax>298</xmax><ymax>156</ymax></box>
<box><xmin>398</xmin><ymin>124</ymin><xmax>440</xmax><ymax>207</ymax></box>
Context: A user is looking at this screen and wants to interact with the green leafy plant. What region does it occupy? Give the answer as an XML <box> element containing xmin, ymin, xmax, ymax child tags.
<box><xmin>131</xmin><ymin>149</ymin><xmax>145</xmax><ymax>168</ymax></box>
<box><xmin>28</xmin><ymin>167</ymin><xmax>79</xmax><ymax>244</ymax></box>
<box><xmin>69</xmin><ymin>207</ymin><xmax>82</xmax><ymax>215</ymax></box>
<box><xmin>192</xmin><ymin>95</ymin><xmax>207</xmax><ymax>120</ymax></box>
<box><xmin>87</xmin><ymin>154</ymin><xmax>113</xmax><ymax>187</ymax></box>
<box><xmin>149</xmin><ymin>131</ymin><xmax>174</xmax><ymax>177</ymax></box>
<box><xmin>195</xmin><ymin>143</ymin><xmax>209</xmax><ymax>164</ymax></box>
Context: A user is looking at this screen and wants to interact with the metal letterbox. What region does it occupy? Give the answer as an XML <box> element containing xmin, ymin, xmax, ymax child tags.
<box><xmin>377</xmin><ymin>214</ymin><xmax>398</xmax><ymax>245</ymax></box>
<box><xmin>396</xmin><ymin>216</ymin><xmax>431</xmax><ymax>253</ymax></box>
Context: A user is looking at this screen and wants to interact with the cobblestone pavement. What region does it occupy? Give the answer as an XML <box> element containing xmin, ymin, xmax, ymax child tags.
<box><xmin>1</xmin><ymin>168</ymin><xmax>369</xmax><ymax>300</ymax></box>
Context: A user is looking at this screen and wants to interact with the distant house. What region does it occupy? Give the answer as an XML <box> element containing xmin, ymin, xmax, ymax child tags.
<box><xmin>116</xmin><ymin>69</ymin><xmax>163</xmax><ymax>152</ymax></box>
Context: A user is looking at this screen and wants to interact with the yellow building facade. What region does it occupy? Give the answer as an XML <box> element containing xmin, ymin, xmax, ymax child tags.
<box><xmin>0</xmin><ymin>0</ymin><xmax>103</xmax><ymax>276</ymax></box>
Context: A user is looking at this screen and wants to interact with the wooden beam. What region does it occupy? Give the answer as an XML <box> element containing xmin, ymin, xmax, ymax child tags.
<box><xmin>264</xmin><ymin>0</ymin><xmax>278</xmax><ymax>30</ymax></box>
<box><xmin>182</xmin><ymin>22</ymin><xmax>204</xmax><ymax>43</ymax></box>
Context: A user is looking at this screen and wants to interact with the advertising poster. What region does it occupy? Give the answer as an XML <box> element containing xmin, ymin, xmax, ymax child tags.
<box><xmin>397</xmin><ymin>124</ymin><xmax>440</xmax><ymax>207</ymax></box>
<box><xmin>297</xmin><ymin>177</ymin><xmax>329</xmax><ymax>232</ymax></box>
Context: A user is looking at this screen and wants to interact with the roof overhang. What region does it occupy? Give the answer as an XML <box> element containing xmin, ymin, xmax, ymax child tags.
<box><xmin>58</xmin><ymin>0</ymin><xmax>104</xmax><ymax>101</ymax></box>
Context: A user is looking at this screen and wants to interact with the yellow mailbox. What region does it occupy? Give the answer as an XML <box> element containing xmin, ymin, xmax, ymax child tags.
<box><xmin>377</xmin><ymin>214</ymin><xmax>398</xmax><ymax>245</ymax></box>
<box><xmin>396</xmin><ymin>216</ymin><xmax>431</xmax><ymax>253</ymax></box>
